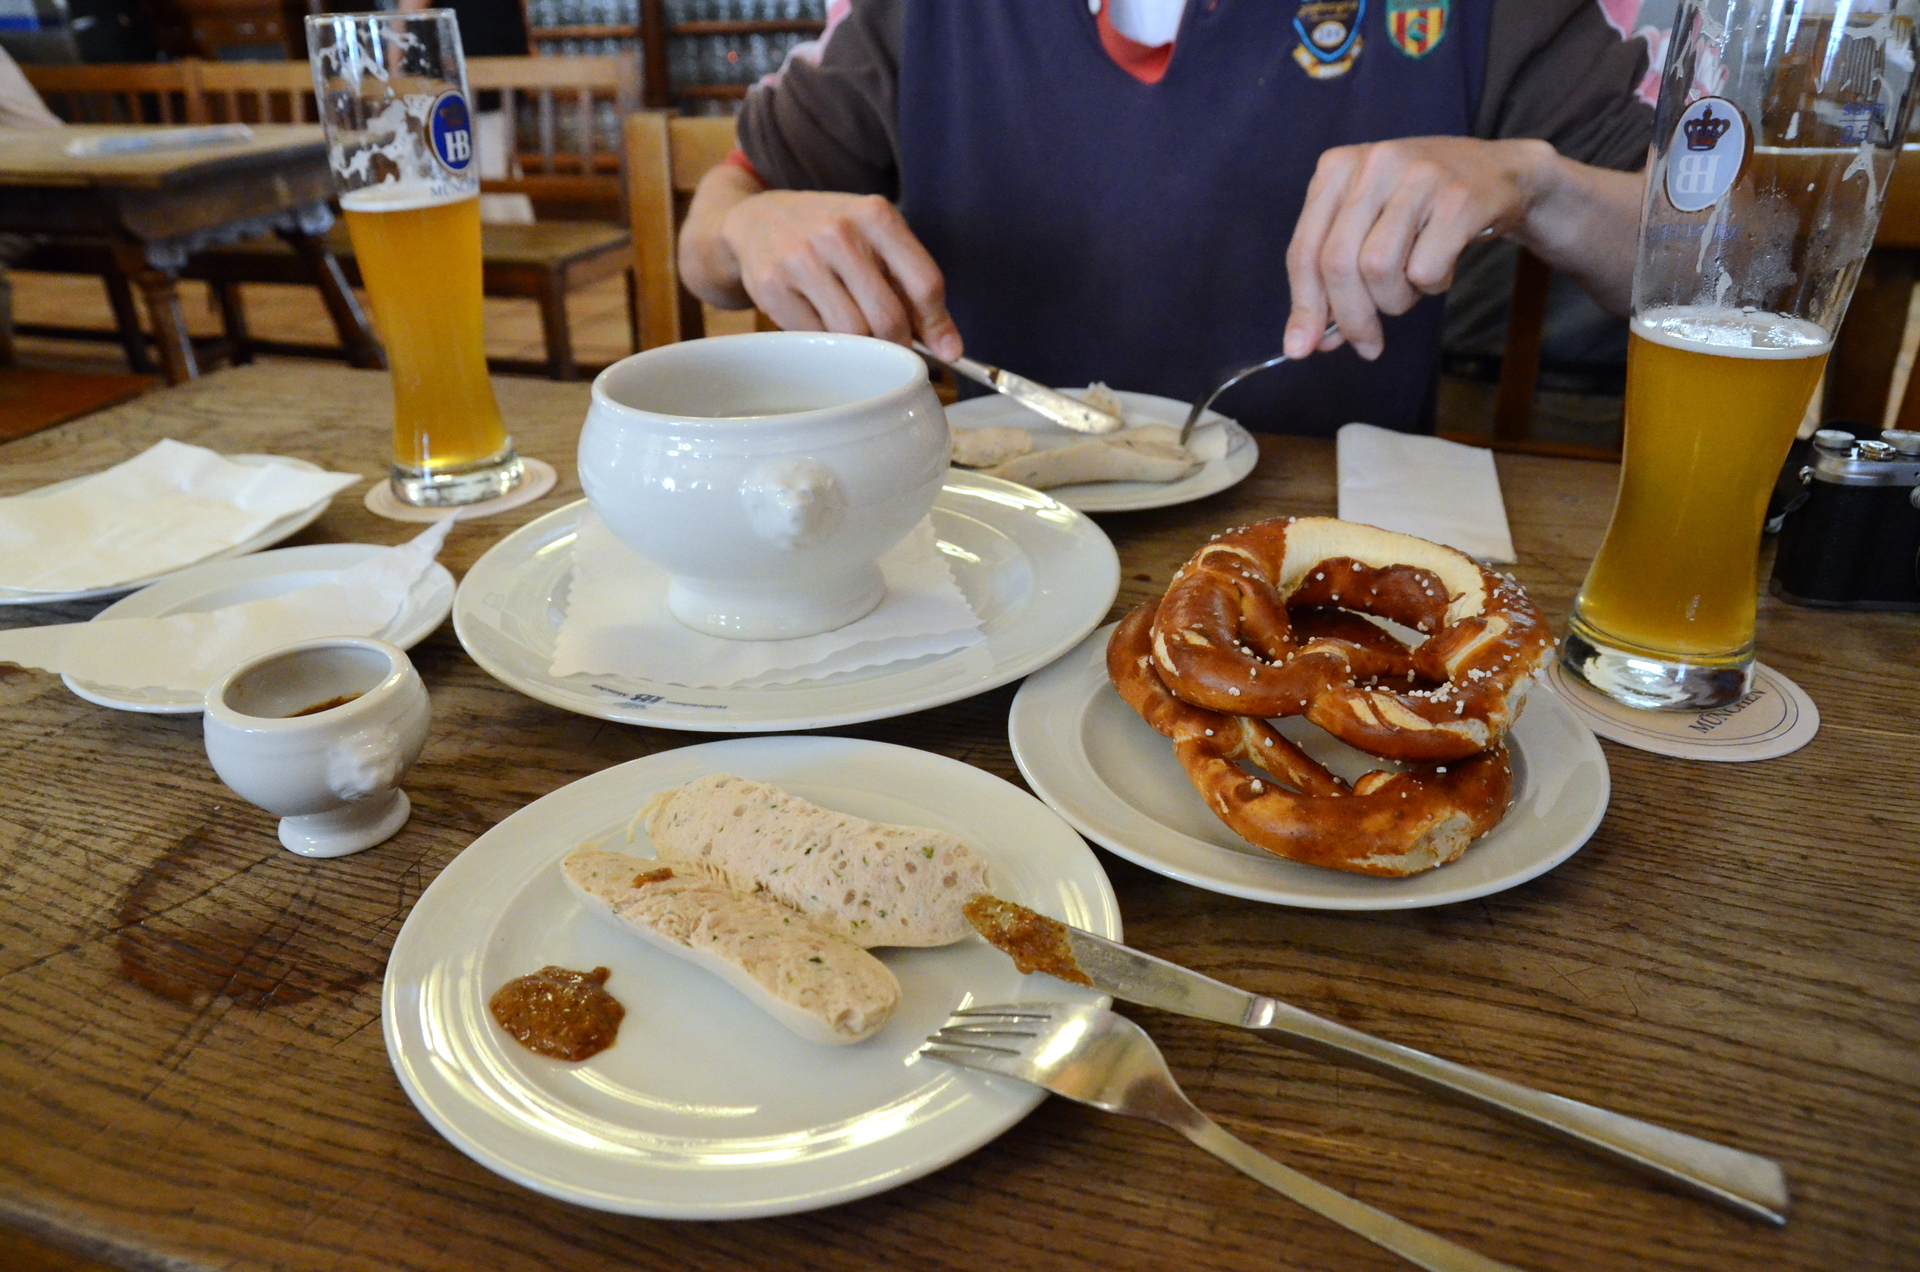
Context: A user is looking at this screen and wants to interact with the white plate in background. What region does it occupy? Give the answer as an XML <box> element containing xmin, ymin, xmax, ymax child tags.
<box><xmin>0</xmin><ymin>455</ymin><xmax>345</xmax><ymax>606</ymax></box>
<box><xmin>945</xmin><ymin>388</ymin><xmax>1258</xmax><ymax>513</ymax></box>
<box><xmin>62</xmin><ymin>542</ymin><xmax>455</xmax><ymax>713</ymax></box>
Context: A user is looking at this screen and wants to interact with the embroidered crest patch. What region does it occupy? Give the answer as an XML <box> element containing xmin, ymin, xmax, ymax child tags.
<box><xmin>1293</xmin><ymin>0</ymin><xmax>1365</xmax><ymax>80</ymax></box>
<box><xmin>1385</xmin><ymin>0</ymin><xmax>1446</xmax><ymax>58</ymax></box>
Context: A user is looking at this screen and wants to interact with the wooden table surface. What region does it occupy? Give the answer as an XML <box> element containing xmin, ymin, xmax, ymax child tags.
<box><xmin>1</xmin><ymin>364</ymin><xmax>1915</xmax><ymax>1272</ymax></box>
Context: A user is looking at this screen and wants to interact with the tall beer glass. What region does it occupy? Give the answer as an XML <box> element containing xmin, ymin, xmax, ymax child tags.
<box><xmin>306</xmin><ymin>10</ymin><xmax>523</xmax><ymax>507</ymax></box>
<box><xmin>1563</xmin><ymin>0</ymin><xmax>1920</xmax><ymax>709</ymax></box>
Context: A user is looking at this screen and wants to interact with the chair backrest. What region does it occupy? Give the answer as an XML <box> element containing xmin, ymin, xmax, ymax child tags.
<box><xmin>469</xmin><ymin>55</ymin><xmax>639</xmax><ymax>221</ymax></box>
<box><xmin>1437</xmin><ymin>247</ymin><xmax>1624</xmax><ymax>462</ymax></box>
<box><xmin>195</xmin><ymin>59</ymin><xmax>319</xmax><ymax>124</ymax></box>
<box><xmin>626</xmin><ymin>111</ymin><xmax>739</xmax><ymax>348</ymax></box>
<box><xmin>23</xmin><ymin>62</ymin><xmax>206</xmax><ymax>126</ymax></box>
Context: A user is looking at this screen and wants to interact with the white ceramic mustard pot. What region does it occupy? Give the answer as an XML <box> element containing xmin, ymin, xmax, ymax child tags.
<box><xmin>203</xmin><ymin>637</ymin><xmax>432</xmax><ymax>857</ymax></box>
<box><xmin>577</xmin><ymin>332</ymin><xmax>949</xmax><ymax>640</ymax></box>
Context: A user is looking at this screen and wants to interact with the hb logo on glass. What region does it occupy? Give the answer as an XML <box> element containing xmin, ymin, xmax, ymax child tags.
<box><xmin>1665</xmin><ymin>97</ymin><xmax>1747</xmax><ymax>215</ymax></box>
<box><xmin>429</xmin><ymin>90</ymin><xmax>474</xmax><ymax>173</ymax></box>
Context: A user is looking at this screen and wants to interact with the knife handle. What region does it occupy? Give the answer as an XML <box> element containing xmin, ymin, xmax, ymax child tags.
<box><xmin>1248</xmin><ymin>998</ymin><xmax>1789</xmax><ymax>1225</ymax></box>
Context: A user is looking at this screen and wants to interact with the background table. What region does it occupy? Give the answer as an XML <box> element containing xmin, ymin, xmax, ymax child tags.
<box><xmin>0</xmin><ymin>364</ymin><xmax>1915</xmax><ymax>1272</ymax></box>
<box><xmin>0</xmin><ymin>126</ymin><xmax>377</xmax><ymax>383</ymax></box>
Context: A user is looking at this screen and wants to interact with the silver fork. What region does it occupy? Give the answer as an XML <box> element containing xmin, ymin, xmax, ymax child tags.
<box><xmin>925</xmin><ymin>1002</ymin><xmax>1527</xmax><ymax>1272</ymax></box>
<box><xmin>1177</xmin><ymin>322</ymin><xmax>1338</xmax><ymax>447</ymax></box>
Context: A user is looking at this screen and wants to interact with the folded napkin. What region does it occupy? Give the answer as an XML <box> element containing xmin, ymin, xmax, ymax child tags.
<box><xmin>0</xmin><ymin>440</ymin><xmax>361</xmax><ymax>592</ymax></box>
<box><xmin>0</xmin><ymin>519</ymin><xmax>452</xmax><ymax>694</ymax></box>
<box><xmin>552</xmin><ymin>513</ymin><xmax>985</xmax><ymax>689</ymax></box>
<box><xmin>1336</xmin><ymin>423</ymin><xmax>1517</xmax><ymax>564</ymax></box>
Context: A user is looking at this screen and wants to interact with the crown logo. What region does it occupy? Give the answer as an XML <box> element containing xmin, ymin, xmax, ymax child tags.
<box><xmin>1684</xmin><ymin>105</ymin><xmax>1732</xmax><ymax>151</ymax></box>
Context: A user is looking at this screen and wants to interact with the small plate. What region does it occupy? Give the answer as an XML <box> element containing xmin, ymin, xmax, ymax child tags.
<box><xmin>453</xmin><ymin>474</ymin><xmax>1121</xmax><ymax>732</ymax></box>
<box><xmin>1008</xmin><ymin>623</ymin><xmax>1610</xmax><ymax>910</ymax></box>
<box><xmin>0</xmin><ymin>455</ymin><xmax>344</xmax><ymax>606</ymax></box>
<box><xmin>383</xmin><ymin>735</ymin><xmax>1120</xmax><ymax>1219</ymax></box>
<box><xmin>62</xmin><ymin>543</ymin><xmax>456</xmax><ymax>714</ymax></box>
<box><xmin>945</xmin><ymin>388</ymin><xmax>1259</xmax><ymax>513</ymax></box>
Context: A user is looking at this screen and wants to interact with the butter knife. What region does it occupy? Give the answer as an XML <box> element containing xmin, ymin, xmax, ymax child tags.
<box><xmin>970</xmin><ymin>901</ymin><xmax>1788</xmax><ymax>1225</ymax></box>
<box><xmin>915</xmin><ymin>343</ymin><xmax>1124</xmax><ymax>435</ymax></box>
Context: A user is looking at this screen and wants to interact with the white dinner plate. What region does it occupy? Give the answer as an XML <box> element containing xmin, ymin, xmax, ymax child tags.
<box><xmin>0</xmin><ymin>455</ymin><xmax>346</xmax><ymax>606</ymax></box>
<box><xmin>453</xmin><ymin>474</ymin><xmax>1120</xmax><ymax>732</ymax></box>
<box><xmin>1008</xmin><ymin>624</ymin><xmax>1611</xmax><ymax>910</ymax></box>
<box><xmin>945</xmin><ymin>388</ymin><xmax>1259</xmax><ymax>513</ymax></box>
<box><xmin>61</xmin><ymin>543</ymin><xmax>456</xmax><ymax>713</ymax></box>
<box><xmin>383</xmin><ymin>735</ymin><xmax>1120</xmax><ymax>1219</ymax></box>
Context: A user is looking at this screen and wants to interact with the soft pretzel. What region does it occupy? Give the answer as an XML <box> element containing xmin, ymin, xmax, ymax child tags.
<box><xmin>1150</xmin><ymin>517</ymin><xmax>1553</xmax><ymax>762</ymax></box>
<box><xmin>1109</xmin><ymin>604</ymin><xmax>1511</xmax><ymax>876</ymax></box>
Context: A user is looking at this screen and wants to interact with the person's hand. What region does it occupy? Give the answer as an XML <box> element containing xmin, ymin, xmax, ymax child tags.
<box><xmin>1283</xmin><ymin>136</ymin><xmax>1558</xmax><ymax>361</ymax></box>
<box><xmin>719</xmin><ymin>189</ymin><xmax>963</xmax><ymax>359</ymax></box>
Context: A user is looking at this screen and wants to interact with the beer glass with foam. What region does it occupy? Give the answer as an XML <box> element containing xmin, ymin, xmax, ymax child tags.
<box><xmin>1563</xmin><ymin>0</ymin><xmax>1920</xmax><ymax>709</ymax></box>
<box><xmin>306</xmin><ymin>10</ymin><xmax>524</xmax><ymax>507</ymax></box>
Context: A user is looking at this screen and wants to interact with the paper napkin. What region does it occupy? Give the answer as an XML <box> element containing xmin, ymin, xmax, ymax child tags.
<box><xmin>552</xmin><ymin>513</ymin><xmax>985</xmax><ymax>689</ymax></box>
<box><xmin>1335</xmin><ymin>423</ymin><xmax>1517</xmax><ymax>564</ymax></box>
<box><xmin>0</xmin><ymin>440</ymin><xmax>362</xmax><ymax>592</ymax></box>
<box><xmin>0</xmin><ymin>519</ymin><xmax>452</xmax><ymax>694</ymax></box>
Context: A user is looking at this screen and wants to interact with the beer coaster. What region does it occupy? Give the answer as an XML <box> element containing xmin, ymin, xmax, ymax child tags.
<box><xmin>1541</xmin><ymin>660</ymin><xmax>1818</xmax><ymax>761</ymax></box>
<box><xmin>364</xmin><ymin>458</ymin><xmax>557</xmax><ymax>522</ymax></box>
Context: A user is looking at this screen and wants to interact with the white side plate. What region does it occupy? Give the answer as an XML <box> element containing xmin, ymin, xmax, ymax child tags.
<box><xmin>453</xmin><ymin>474</ymin><xmax>1121</xmax><ymax>732</ymax></box>
<box><xmin>1009</xmin><ymin>623</ymin><xmax>1610</xmax><ymax>910</ymax></box>
<box><xmin>945</xmin><ymin>388</ymin><xmax>1259</xmax><ymax>513</ymax></box>
<box><xmin>61</xmin><ymin>543</ymin><xmax>455</xmax><ymax>713</ymax></box>
<box><xmin>383</xmin><ymin>736</ymin><xmax>1120</xmax><ymax>1219</ymax></box>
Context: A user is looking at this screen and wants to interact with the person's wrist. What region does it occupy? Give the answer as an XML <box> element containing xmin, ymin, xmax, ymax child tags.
<box><xmin>1507</xmin><ymin>140</ymin><xmax>1581</xmax><ymax>254</ymax></box>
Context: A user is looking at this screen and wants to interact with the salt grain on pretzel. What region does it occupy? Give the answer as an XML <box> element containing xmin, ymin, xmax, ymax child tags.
<box><xmin>1149</xmin><ymin>517</ymin><xmax>1553</xmax><ymax>762</ymax></box>
<box><xmin>1109</xmin><ymin>605</ymin><xmax>1512</xmax><ymax>876</ymax></box>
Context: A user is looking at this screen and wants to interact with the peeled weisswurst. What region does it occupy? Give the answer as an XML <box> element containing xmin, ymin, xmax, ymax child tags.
<box><xmin>638</xmin><ymin>773</ymin><xmax>990</xmax><ymax>947</ymax></box>
<box><xmin>562</xmin><ymin>848</ymin><xmax>899</xmax><ymax>1045</ymax></box>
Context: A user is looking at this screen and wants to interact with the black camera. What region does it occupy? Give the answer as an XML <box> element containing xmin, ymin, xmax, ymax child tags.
<box><xmin>1770</xmin><ymin>427</ymin><xmax>1920</xmax><ymax>611</ymax></box>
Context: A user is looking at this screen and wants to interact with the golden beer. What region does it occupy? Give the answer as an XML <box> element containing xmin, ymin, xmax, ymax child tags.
<box><xmin>340</xmin><ymin>189</ymin><xmax>514</xmax><ymax>479</ymax></box>
<box><xmin>1569</xmin><ymin>307</ymin><xmax>1829</xmax><ymax>663</ymax></box>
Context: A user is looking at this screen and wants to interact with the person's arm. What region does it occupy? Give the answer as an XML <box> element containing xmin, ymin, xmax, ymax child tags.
<box><xmin>1283</xmin><ymin>0</ymin><xmax>1656</xmax><ymax>360</ymax></box>
<box><xmin>1282</xmin><ymin>139</ymin><xmax>1642</xmax><ymax>360</ymax></box>
<box><xmin>681</xmin><ymin>158</ymin><xmax>962</xmax><ymax>359</ymax></box>
<box><xmin>677</xmin><ymin>0</ymin><xmax>964</xmax><ymax>355</ymax></box>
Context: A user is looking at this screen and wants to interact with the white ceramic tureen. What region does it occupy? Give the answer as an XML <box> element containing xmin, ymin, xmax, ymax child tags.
<box><xmin>577</xmin><ymin>331</ymin><xmax>949</xmax><ymax>640</ymax></box>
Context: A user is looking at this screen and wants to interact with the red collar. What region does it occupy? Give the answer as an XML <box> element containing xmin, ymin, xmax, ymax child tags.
<box><xmin>1095</xmin><ymin>5</ymin><xmax>1174</xmax><ymax>84</ymax></box>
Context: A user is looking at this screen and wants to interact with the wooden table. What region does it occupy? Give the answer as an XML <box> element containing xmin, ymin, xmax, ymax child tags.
<box><xmin>0</xmin><ymin>126</ymin><xmax>377</xmax><ymax>384</ymax></box>
<box><xmin>1</xmin><ymin>364</ymin><xmax>1915</xmax><ymax>1272</ymax></box>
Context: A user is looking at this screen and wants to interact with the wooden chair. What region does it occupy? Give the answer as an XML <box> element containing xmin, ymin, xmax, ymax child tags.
<box><xmin>21</xmin><ymin>61</ymin><xmax>204</xmax><ymax>126</ymax></box>
<box><xmin>195</xmin><ymin>58</ymin><xmax>319</xmax><ymax>125</ymax></box>
<box><xmin>1825</xmin><ymin>141</ymin><xmax>1920</xmax><ymax>432</ymax></box>
<box><xmin>469</xmin><ymin>55</ymin><xmax>639</xmax><ymax>223</ymax></box>
<box><xmin>625</xmin><ymin>110</ymin><xmax>743</xmax><ymax>348</ymax></box>
<box><xmin>1435</xmin><ymin>248</ymin><xmax>1624</xmax><ymax>462</ymax></box>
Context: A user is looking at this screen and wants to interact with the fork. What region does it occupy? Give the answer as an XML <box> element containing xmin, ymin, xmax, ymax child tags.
<box><xmin>1177</xmin><ymin>323</ymin><xmax>1338</xmax><ymax>447</ymax></box>
<box><xmin>925</xmin><ymin>1002</ymin><xmax>1526</xmax><ymax>1272</ymax></box>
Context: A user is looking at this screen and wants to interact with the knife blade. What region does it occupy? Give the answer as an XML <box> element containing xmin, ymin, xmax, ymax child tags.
<box><xmin>915</xmin><ymin>344</ymin><xmax>1125</xmax><ymax>435</ymax></box>
<box><xmin>978</xmin><ymin>905</ymin><xmax>1789</xmax><ymax>1226</ymax></box>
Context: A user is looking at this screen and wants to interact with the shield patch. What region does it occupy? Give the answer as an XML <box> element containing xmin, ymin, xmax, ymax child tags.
<box><xmin>1385</xmin><ymin>0</ymin><xmax>1446</xmax><ymax>57</ymax></box>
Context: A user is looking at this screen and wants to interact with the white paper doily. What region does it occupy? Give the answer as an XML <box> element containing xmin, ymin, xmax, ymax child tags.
<box><xmin>1542</xmin><ymin>659</ymin><xmax>1819</xmax><ymax>761</ymax></box>
<box><xmin>364</xmin><ymin>458</ymin><xmax>557</xmax><ymax>522</ymax></box>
